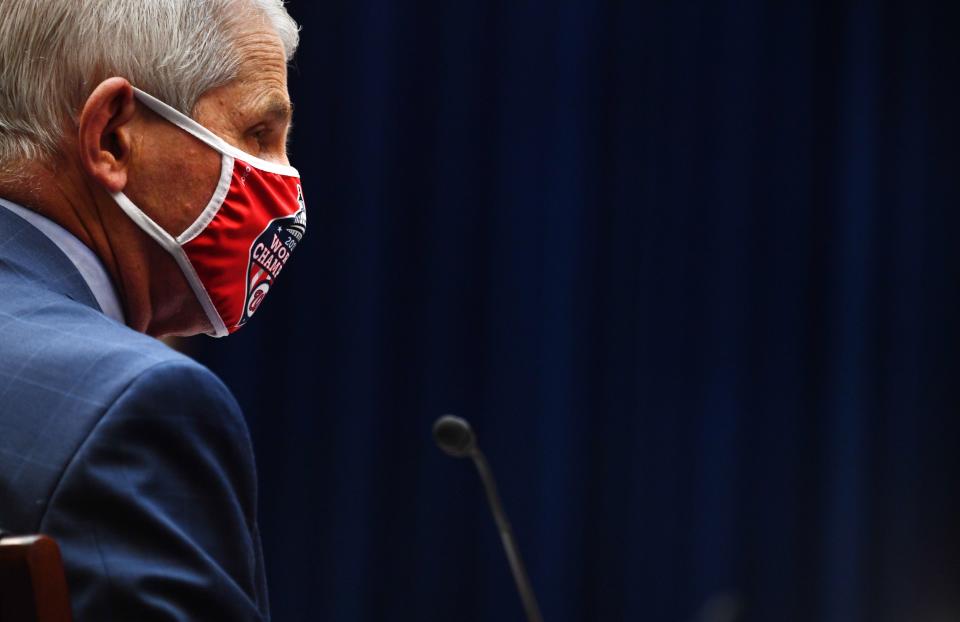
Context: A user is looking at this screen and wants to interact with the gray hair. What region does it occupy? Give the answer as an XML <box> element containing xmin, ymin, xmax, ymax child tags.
<box><xmin>0</xmin><ymin>0</ymin><xmax>299</xmax><ymax>168</ymax></box>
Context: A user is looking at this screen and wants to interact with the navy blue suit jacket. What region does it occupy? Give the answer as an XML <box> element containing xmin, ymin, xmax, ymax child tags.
<box><xmin>0</xmin><ymin>206</ymin><xmax>270</xmax><ymax>620</ymax></box>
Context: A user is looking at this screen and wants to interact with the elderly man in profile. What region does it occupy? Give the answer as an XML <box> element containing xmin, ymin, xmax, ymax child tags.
<box><xmin>0</xmin><ymin>1</ymin><xmax>306</xmax><ymax>619</ymax></box>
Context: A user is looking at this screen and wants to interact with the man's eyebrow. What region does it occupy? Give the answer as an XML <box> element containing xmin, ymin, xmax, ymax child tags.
<box><xmin>257</xmin><ymin>97</ymin><xmax>294</xmax><ymax>125</ymax></box>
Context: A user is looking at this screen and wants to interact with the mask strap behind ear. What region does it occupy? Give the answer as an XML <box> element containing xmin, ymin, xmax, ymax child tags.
<box><xmin>131</xmin><ymin>86</ymin><xmax>301</xmax><ymax>178</ymax></box>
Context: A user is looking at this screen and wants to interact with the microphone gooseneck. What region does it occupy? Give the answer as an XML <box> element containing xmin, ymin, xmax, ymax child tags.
<box><xmin>432</xmin><ymin>415</ymin><xmax>544</xmax><ymax>622</ymax></box>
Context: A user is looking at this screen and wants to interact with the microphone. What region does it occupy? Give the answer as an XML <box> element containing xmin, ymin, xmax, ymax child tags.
<box><xmin>433</xmin><ymin>415</ymin><xmax>544</xmax><ymax>622</ymax></box>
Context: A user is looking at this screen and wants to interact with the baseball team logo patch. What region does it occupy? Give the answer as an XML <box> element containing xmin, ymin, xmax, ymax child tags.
<box><xmin>238</xmin><ymin>187</ymin><xmax>307</xmax><ymax>328</ymax></box>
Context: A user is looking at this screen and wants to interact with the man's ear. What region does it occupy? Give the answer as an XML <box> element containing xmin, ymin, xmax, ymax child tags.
<box><xmin>78</xmin><ymin>78</ymin><xmax>137</xmax><ymax>194</ymax></box>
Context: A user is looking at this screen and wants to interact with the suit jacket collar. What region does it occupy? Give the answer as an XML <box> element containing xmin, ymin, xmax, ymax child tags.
<box><xmin>0</xmin><ymin>203</ymin><xmax>101</xmax><ymax>313</ymax></box>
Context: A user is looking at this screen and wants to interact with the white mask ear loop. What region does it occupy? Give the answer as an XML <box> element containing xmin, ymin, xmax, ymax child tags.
<box><xmin>111</xmin><ymin>183</ymin><xmax>231</xmax><ymax>338</ymax></box>
<box><xmin>131</xmin><ymin>87</ymin><xmax>301</xmax><ymax>178</ymax></box>
<box><xmin>107</xmin><ymin>86</ymin><xmax>241</xmax><ymax>337</ymax></box>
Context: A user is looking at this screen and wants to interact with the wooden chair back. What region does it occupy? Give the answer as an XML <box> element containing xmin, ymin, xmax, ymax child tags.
<box><xmin>0</xmin><ymin>534</ymin><xmax>72</xmax><ymax>622</ymax></box>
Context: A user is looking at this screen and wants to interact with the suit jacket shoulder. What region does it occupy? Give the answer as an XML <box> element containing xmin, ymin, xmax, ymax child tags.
<box><xmin>0</xmin><ymin>204</ymin><xmax>269</xmax><ymax>620</ymax></box>
<box><xmin>0</xmin><ymin>272</ymin><xmax>191</xmax><ymax>531</ymax></box>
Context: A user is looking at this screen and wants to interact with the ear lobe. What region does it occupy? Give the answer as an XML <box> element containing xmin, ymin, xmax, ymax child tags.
<box><xmin>78</xmin><ymin>78</ymin><xmax>137</xmax><ymax>194</ymax></box>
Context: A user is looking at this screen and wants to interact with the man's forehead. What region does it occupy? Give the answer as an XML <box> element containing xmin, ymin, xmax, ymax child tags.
<box><xmin>228</xmin><ymin>25</ymin><xmax>292</xmax><ymax>123</ymax></box>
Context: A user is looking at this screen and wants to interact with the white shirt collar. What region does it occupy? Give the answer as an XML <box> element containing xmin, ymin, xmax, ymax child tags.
<box><xmin>0</xmin><ymin>198</ymin><xmax>125</xmax><ymax>324</ymax></box>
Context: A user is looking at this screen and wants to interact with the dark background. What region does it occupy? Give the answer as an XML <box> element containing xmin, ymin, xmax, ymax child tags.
<box><xmin>191</xmin><ymin>1</ymin><xmax>960</xmax><ymax>621</ymax></box>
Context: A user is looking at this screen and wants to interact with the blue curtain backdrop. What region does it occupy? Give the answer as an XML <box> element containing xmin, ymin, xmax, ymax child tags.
<box><xmin>190</xmin><ymin>1</ymin><xmax>960</xmax><ymax>620</ymax></box>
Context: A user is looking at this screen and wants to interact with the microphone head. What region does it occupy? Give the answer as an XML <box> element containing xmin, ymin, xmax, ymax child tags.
<box><xmin>433</xmin><ymin>415</ymin><xmax>477</xmax><ymax>458</ymax></box>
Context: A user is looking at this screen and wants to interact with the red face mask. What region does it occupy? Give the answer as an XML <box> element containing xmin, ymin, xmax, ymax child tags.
<box><xmin>111</xmin><ymin>87</ymin><xmax>306</xmax><ymax>337</ymax></box>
